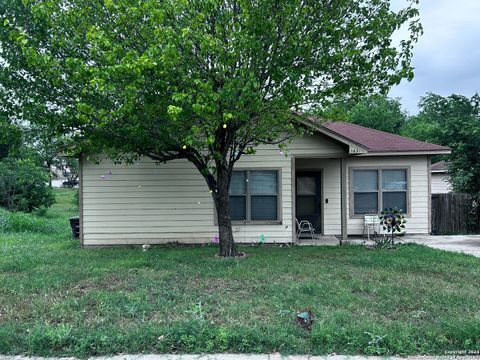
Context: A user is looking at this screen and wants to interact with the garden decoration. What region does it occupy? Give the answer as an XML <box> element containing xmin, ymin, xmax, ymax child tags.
<box><xmin>259</xmin><ymin>233</ymin><xmax>265</xmax><ymax>244</ymax></box>
<box><xmin>100</xmin><ymin>171</ymin><xmax>113</xmax><ymax>180</ymax></box>
<box><xmin>378</xmin><ymin>208</ymin><xmax>407</xmax><ymax>247</ymax></box>
<box><xmin>296</xmin><ymin>309</ymin><xmax>314</xmax><ymax>331</ymax></box>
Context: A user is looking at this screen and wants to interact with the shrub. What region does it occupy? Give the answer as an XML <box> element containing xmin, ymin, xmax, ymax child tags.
<box><xmin>0</xmin><ymin>158</ymin><xmax>55</xmax><ymax>212</ymax></box>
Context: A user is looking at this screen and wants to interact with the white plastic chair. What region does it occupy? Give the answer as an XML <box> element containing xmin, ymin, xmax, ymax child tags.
<box><xmin>363</xmin><ymin>214</ymin><xmax>381</xmax><ymax>240</ymax></box>
<box><xmin>296</xmin><ymin>218</ymin><xmax>315</xmax><ymax>241</ymax></box>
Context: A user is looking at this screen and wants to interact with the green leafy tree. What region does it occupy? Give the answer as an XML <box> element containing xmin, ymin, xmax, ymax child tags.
<box><xmin>0</xmin><ymin>119</ymin><xmax>56</xmax><ymax>212</ymax></box>
<box><xmin>23</xmin><ymin>125</ymin><xmax>72</xmax><ymax>186</ymax></box>
<box><xmin>0</xmin><ymin>118</ymin><xmax>68</xmax><ymax>185</ymax></box>
<box><xmin>402</xmin><ymin>93</ymin><xmax>480</xmax><ymax>196</ymax></box>
<box><xmin>315</xmin><ymin>96</ymin><xmax>355</xmax><ymax>122</ymax></box>
<box><xmin>60</xmin><ymin>157</ymin><xmax>79</xmax><ymax>187</ymax></box>
<box><xmin>0</xmin><ymin>0</ymin><xmax>421</xmax><ymax>256</ymax></box>
<box><xmin>0</xmin><ymin>118</ymin><xmax>23</xmax><ymax>159</ymax></box>
<box><xmin>0</xmin><ymin>158</ymin><xmax>55</xmax><ymax>212</ymax></box>
<box><xmin>319</xmin><ymin>94</ymin><xmax>407</xmax><ymax>134</ymax></box>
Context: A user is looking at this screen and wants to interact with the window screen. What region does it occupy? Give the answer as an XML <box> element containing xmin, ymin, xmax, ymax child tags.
<box><xmin>228</xmin><ymin>170</ymin><xmax>279</xmax><ymax>222</ymax></box>
<box><xmin>352</xmin><ymin>168</ymin><xmax>408</xmax><ymax>215</ymax></box>
<box><xmin>229</xmin><ymin>171</ymin><xmax>247</xmax><ymax>220</ymax></box>
<box><xmin>382</xmin><ymin>192</ymin><xmax>407</xmax><ymax>212</ymax></box>
<box><xmin>382</xmin><ymin>169</ymin><xmax>407</xmax><ymax>191</ymax></box>
<box><xmin>382</xmin><ymin>170</ymin><xmax>407</xmax><ymax>211</ymax></box>
<box><xmin>354</xmin><ymin>193</ymin><xmax>379</xmax><ymax>214</ymax></box>
<box><xmin>352</xmin><ymin>170</ymin><xmax>379</xmax><ymax>214</ymax></box>
<box><xmin>353</xmin><ymin>170</ymin><xmax>378</xmax><ymax>191</ymax></box>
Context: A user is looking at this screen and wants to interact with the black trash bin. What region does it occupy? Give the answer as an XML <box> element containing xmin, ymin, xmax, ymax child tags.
<box><xmin>69</xmin><ymin>217</ymin><xmax>80</xmax><ymax>239</ymax></box>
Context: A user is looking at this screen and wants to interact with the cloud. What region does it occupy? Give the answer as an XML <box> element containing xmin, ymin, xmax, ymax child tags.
<box><xmin>388</xmin><ymin>0</ymin><xmax>480</xmax><ymax>114</ymax></box>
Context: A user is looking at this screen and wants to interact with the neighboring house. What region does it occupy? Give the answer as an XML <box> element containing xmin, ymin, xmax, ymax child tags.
<box><xmin>50</xmin><ymin>164</ymin><xmax>79</xmax><ymax>188</ymax></box>
<box><xmin>430</xmin><ymin>161</ymin><xmax>452</xmax><ymax>194</ymax></box>
<box><xmin>78</xmin><ymin>120</ymin><xmax>450</xmax><ymax>246</ymax></box>
<box><xmin>50</xmin><ymin>164</ymin><xmax>66</xmax><ymax>188</ymax></box>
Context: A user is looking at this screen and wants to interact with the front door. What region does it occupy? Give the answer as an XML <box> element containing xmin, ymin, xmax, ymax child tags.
<box><xmin>296</xmin><ymin>172</ymin><xmax>322</xmax><ymax>234</ymax></box>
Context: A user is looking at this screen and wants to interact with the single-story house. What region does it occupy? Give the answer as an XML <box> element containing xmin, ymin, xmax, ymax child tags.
<box><xmin>78</xmin><ymin>120</ymin><xmax>451</xmax><ymax>246</ymax></box>
<box><xmin>431</xmin><ymin>161</ymin><xmax>452</xmax><ymax>194</ymax></box>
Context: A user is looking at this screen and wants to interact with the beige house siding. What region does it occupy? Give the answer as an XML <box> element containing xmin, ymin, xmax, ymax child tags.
<box><xmin>431</xmin><ymin>173</ymin><xmax>452</xmax><ymax>194</ymax></box>
<box><xmin>81</xmin><ymin>133</ymin><xmax>433</xmax><ymax>245</ymax></box>
<box><xmin>81</xmin><ymin>133</ymin><xmax>346</xmax><ymax>246</ymax></box>
<box><xmin>346</xmin><ymin>155</ymin><xmax>430</xmax><ymax>234</ymax></box>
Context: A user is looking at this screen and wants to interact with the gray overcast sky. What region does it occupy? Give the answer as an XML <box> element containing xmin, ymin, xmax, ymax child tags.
<box><xmin>388</xmin><ymin>0</ymin><xmax>480</xmax><ymax>114</ymax></box>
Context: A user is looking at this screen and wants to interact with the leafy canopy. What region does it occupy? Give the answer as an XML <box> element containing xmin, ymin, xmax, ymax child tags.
<box><xmin>1</xmin><ymin>0</ymin><xmax>422</xmax><ymax>254</ymax></box>
<box><xmin>318</xmin><ymin>94</ymin><xmax>407</xmax><ymax>134</ymax></box>
<box><xmin>402</xmin><ymin>93</ymin><xmax>480</xmax><ymax>196</ymax></box>
<box><xmin>0</xmin><ymin>157</ymin><xmax>55</xmax><ymax>212</ymax></box>
<box><xmin>1</xmin><ymin>0</ymin><xmax>422</xmax><ymax>176</ymax></box>
<box><xmin>0</xmin><ymin>117</ymin><xmax>23</xmax><ymax>159</ymax></box>
<box><xmin>0</xmin><ymin>118</ymin><xmax>57</xmax><ymax>213</ymax></box>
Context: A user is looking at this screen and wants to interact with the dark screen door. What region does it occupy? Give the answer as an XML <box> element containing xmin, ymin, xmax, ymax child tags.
<box><xmin>296</xmin><ymin>172</ymin><xmax>322</xmax><ymax>233</ymax></box>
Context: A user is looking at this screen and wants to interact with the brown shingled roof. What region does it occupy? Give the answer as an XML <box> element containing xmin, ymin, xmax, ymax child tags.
<box><xmin>320</xmin><ymin>121</ymin><xmax>451</xmax><ymax>153</ymax></box>
<box><xmin>431</xmin><ymin>161</ymin><xmax>449</xmax><ymax>172</ymax></box>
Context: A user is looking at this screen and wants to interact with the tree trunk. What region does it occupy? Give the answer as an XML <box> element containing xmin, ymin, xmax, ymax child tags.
<box><xmin>46</xmin><ymin>160</ymin><xmax>53</xmax><ymax>188</ymax></box>
<box><xmin>214</xmin><ymin>169</ymin><xmax>237</xmax><ymax>257</ymax></box>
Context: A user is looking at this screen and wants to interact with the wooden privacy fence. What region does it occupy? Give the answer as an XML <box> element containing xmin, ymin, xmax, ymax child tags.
<box><xmin>431</xmin><ymin>193</ymin><xmax>478</xmax><ymax>235</ymax></box>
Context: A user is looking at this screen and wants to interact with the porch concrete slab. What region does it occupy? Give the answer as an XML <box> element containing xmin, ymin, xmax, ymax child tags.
<box><xmin>297</xmin><ymin>235</ymin><xmax>340</xmax><ymax>246</ymax></box>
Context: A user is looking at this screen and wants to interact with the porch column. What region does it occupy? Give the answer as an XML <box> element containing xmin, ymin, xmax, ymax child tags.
<box><xmin>340</xmin><ymin>158</ymin><xmax>348</xmax><ymax>242</ymax></box>
<box><xmin>291</xmin><ymin>155</ymin><xmax>296</xmax><ymax>243</ymax></box>
<box><xmin>427</xmin><ymin>155</ymin><xmax>432</xmax><ymax>234</ymax></box>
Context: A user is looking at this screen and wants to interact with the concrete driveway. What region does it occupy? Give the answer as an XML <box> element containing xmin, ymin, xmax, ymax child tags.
<box><xmin>341</xmin><ymin>235</ymin><xmax>480</xmax><ymax>258</ymax></box>
<box><xmin>406</xmin><ymin>235</ymin><xmax>480</xmax><ymax>257</ymax></box>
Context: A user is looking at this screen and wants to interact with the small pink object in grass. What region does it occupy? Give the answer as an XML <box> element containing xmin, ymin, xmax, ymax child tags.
<box><xmin>212</xmin><ymin>235</ymin><xmax>219</xmax><ymax>244</ymax></box>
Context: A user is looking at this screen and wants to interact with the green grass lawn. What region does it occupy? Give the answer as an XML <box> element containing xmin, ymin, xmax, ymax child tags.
<box><xmin>0</xmin><ymin>189</ymin><xmax>479</xmax><ymax>357</ymax></box>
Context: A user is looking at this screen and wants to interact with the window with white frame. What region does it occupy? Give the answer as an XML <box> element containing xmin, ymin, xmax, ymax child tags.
<box><xmin>352</xmin><ymin>168</ymin><xmax>408</xmax><ymax>215</ymax></box>
<box><xmin>229</xmin><ymin>170</ymin><xmax>280</xmax><ymax>222</ymax></box>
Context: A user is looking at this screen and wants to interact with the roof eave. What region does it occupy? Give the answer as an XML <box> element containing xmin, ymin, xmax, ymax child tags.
<box><xmin>298</xmin><ymin>118</ymin><xmax>369</xmax><ymax>154</ymax></box>
<box><xmin>296</xmin><ymin>117</ymin><xmax>452</xmax><ymax>157</ymax></box>
<box><xmin>356</xmin><ymin>149</ymin><xmax>452</xmax><ymax>157</ymax></box>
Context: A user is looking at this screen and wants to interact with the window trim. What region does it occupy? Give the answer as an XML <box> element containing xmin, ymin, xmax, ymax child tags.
<box><xmin>349</xmin><ymin>166</ymin><xmax>411</xmax><ymax>218</ymax></box>
<box><xmin>215</xmin><ymin>168</ymin><xmax>282</xmax><ymax>225</ymax></box>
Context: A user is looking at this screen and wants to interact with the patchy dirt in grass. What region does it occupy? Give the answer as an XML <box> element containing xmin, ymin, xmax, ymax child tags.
<box><xmin>351</xmin><ymin>289</ymin><xmax>378</xmax><ymax>300</ymax></box>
